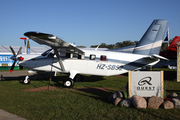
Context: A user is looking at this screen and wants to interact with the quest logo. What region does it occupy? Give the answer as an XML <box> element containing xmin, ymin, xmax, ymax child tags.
<box><xmin>137</xmin><ymin>76</ymin><xmax>155</xmax><ymax>91</ymax></box>
<box><xmin>138</xmin><ymin>77</ymin><xmax>152</xmax><ymax>86</ymax></box>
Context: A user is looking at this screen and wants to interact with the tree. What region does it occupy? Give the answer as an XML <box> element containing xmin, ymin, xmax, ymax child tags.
<box><xmin>115</xmin><ymin>40</ymin><xmax>137</xmax><ymax>48</ymax></box>
<box><xmin>91</xmin><ymin>40</ymin><xmax>138</xmax><ymax>49</ymax></box>
<box><xmin>107</xmin><ymin>44</ymin><xmax>115</xmax><ymax>49</ymax></box>
<box><xmin>99</xmin><ymin>43</ymin><xmax>107</xmax><ymax>48</ymax></box>
<box><xmin>160</xmin><ymin>43</ymin><xmax>168</xmax><ymax>51</ymax></box>
<box><xmin>160</xmin><ymin>38</ymin><xmax>174</xmax><ymax>51</ymax></box>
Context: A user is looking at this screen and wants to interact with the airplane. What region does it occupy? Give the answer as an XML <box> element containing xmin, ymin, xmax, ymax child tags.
<box><xmin>9</xmin><ymin>19</ymin><xmax>168</xmax><ymax>88</ymax></box>
<box><xmin>153</xmin><ymin>36</ymin><xmax>180</xmax><ymax>69</ymax></box>
<box><xmin>160</xmin><ymin>36</ymin><xmax>180</xmax><ymax>59</ymax></box>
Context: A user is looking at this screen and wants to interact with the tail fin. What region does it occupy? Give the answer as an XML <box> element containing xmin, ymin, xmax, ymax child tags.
<box><xmin>160</xmin><ymin>36</ymin><xmax>180</xmax><ymax>59</ymax></box>
<box><xmin>133</xmin><ymin>19</ymin><xmax>168</xmax><ymax>55</ymax></box>
<box><xmin>167</xmin><ymin>36</ymin><xmax>180</xmax><ymax>51</ymax></box>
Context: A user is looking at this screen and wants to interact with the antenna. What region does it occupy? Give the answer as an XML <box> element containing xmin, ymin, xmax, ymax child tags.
<box><xmin>95</xmin><ymin>45</ymin><xmax>100</xmax><ymax>50</ymax></box>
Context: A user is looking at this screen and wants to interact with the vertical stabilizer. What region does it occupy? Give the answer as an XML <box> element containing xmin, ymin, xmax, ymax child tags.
<box><xmin>167</xmin><ymin>36</ymin><xmax>180</xmax><ymax>51</ymax></box>
<box><xmin>133</xmin><ymin>20</ymin><xmax>168</xmax><ymax>55</ymax></box>
<box><xmin>160</xmin><ymin>36</ymin><xmax>180</xmax><ymax>59</ymax></box>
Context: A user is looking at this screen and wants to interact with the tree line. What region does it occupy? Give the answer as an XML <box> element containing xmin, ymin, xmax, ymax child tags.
<box><xmin>90</xmin><ymin>40</ymin><xmax>139</xmax><ymax>49</ymax></box>
<box><xmin>77</xmin><ymin>38</ymin><xmax>173</xmax><ymax>51</ymax></box>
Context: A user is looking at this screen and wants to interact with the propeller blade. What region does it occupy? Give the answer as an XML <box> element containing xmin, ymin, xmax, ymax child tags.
<box><xmin>9</xmin><ymin>46</ymin><xmax>16</xmax><ymax>57</ymax></box>
<box><xmin>10</xmin><ymin>61</ymin><xmax>16</xmax><ymax>73</ymax></box>
<box><xmin>9</xmin><ymin>46</ymin><xmax>22</xmax><ymax>73</ymax></box>
<box><xmin>17</xmin><ymin>46</ymin><xmax>22</xmax><ymax>55</ymax></box>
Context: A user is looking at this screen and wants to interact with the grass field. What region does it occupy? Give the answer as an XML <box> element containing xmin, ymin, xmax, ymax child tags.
<box><xmin>0</xmin><ymin>68</ymin><xmax>180</xmax><ymax>120</ymax></box>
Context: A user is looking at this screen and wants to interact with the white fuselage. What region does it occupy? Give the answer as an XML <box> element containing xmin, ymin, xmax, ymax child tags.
<box><xmin>17</xmin><ymin>49</ymin><xmax>158</xmax><ymax>77</ymax></box>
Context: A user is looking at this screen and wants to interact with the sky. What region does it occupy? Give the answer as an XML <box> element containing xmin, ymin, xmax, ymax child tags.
<box><xmin>0</xmin><ymin>0</ymin><xmax>180</xmax><ymax>48</ymax></box>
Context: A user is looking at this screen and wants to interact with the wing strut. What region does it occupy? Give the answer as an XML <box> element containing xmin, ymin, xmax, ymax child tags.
<box><xmin>53</xmin><ymin>48</ymin><xmax>66</xmax><ymax>72</ymax></box>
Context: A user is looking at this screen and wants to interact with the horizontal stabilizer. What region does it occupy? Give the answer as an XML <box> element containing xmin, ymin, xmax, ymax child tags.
<box><xmin>150</xmin><ymin>54</ymin><xmax>168</xmax><ymax>60</ymax></box>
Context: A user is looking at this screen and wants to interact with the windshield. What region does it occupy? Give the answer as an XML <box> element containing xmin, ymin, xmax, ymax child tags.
<box><xmin>41</xmin><ymin>49</ymin><xmax>52</xmax><ymax>56</ymax></box>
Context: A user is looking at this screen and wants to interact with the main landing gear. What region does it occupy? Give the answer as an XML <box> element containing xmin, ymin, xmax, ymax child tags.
<box><xmin>63</xmin><ymin>78</ymin><xmax>74</xmax><ymax>88</ymax></box>
<box><xmin>63</xmin><ymin>74</ymin><xmax>83</xmax><ymax>88</ymax></box>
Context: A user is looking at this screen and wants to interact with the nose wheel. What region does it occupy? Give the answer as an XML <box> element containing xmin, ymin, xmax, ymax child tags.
<box><xmin>63</xmin><ymin>78</ymin><xmax>74</xmax><ymax>88</ymax></box>
<box><xmin>23</xmin><ymin>75</ymin><xmax>30</xmax><ymax>84</ymax></box>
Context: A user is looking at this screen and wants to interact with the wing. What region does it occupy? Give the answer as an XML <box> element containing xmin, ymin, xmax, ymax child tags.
<box><xmin>24</xmin><ymin>31</ymin><xmax>84</xmax><ymax>55</ymax></box>
<box><xmin>24</xmin><ymin>31</ymin><xmax>85</xmax><ymax>72</ymax></box>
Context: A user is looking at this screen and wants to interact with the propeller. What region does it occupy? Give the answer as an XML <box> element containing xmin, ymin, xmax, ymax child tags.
<box><xmin>9</xmin><ymin>46</ymin><xmax>23</xmax><ymax>73</ymax></box>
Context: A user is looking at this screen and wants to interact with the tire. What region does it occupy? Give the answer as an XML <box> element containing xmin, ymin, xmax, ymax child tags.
<box><xmin>63</xmin><ymin>78</ymin><xmax>74</xmax><ymax>88</ymax></box>
<box><xmin>74</xmin><ymin>74</ymin><xmax>83</xmax><ymax>82</ymax></box>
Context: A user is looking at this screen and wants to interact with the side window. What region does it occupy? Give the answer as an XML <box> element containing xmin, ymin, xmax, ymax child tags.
<box><xmin>100</xmin><ymin>55</ymin><xmax>106</xmax><ymax>61</ymax></box>
<box><xmin>90</xmin><ymin>54</ymin><xmax>96</xmax><ymax>60</ymax></box>
<box><xmin>66</xmin><ymin>53</ymin><xmax>73</xmax><ymax>58</ymax></box>
<box><xmin>78</xmin><ymin>55</ymin><xmax>85</xmax><ymax>59</ymax></box>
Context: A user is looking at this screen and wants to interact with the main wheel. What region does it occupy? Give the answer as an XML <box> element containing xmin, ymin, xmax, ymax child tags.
<box><xmin>63</xmin><ymin>78</ymin><xmax>74</xmax><ymax>88</ymax></box>
<box><xmin>74</xmin><ymin>74</ymin><xmax>83</xmax><ymax>82</ymax></box>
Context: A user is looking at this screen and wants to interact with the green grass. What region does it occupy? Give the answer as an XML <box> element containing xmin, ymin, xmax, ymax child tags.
<box><xmin>0</xmin><ymin>69</ymin><xmax>180</xmax><ymax>120</ymax></box>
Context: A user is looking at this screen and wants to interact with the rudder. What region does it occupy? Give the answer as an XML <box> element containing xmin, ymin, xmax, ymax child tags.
<box><xmin>133</xmin><ymin>20</ymin><xmax>168</xmax><ymax>55</ymax></box>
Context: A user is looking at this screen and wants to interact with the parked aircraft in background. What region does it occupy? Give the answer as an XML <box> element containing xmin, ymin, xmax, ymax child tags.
<box><xmin>153</xmin><ymin>36</ymin><xmax>180</xmax><ymax>69</ymax></box>
<box><xmin>160</xmin><ymin>36</ymin><xmax>180</xmax><ymax>59</ymax></box>
<box><xmin>10</xmin><ymin>19</ymin><xmax>168</xmax><ymax>88</ymax></box>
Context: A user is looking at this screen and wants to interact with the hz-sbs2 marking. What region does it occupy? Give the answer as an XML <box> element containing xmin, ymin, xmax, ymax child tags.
<box><xmin>96</xmin><ymin>64</ymin><xmax>123</xmax><ymax>70</ymax></box>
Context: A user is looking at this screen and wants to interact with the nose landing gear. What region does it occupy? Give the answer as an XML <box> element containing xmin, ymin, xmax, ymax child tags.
<box><xmin>24</xmin><ymin>75</ymin><xmax>30</xmax><ymax>84</ymax></box>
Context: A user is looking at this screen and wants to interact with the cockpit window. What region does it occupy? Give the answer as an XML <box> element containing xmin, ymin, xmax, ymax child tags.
<box><xmin>41</xmin><ymin>49</ymin><xmax>52</xmax><ymax>56</ymax></box>
<box><xmin>47</xmin><ymin>52</ymin><xmax>55</xmax><ymax>58</ymax></box>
